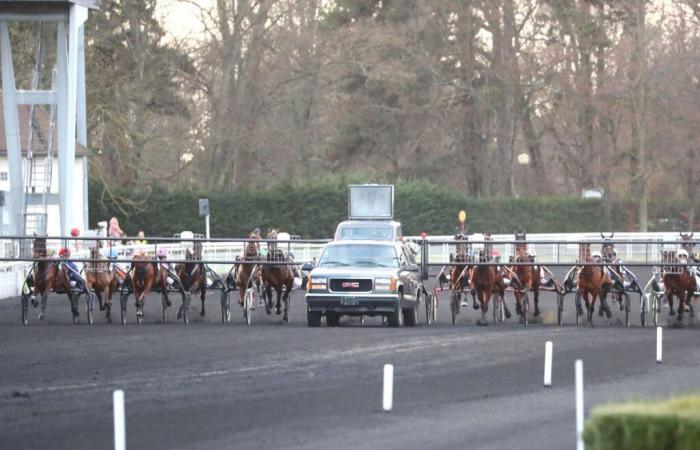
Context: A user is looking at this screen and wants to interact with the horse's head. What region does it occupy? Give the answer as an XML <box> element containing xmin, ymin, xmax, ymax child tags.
<box><xmin>514</xmin><ymin>232</ymin><xmax>528</xmax><ymax>258</ymax></box>
<box><xmin>33</xmin><ymin>238</ymin><xmax>47</xmax><ymax>258</ymax></box>
<box><xmin>244</xmin><ymin>240</ymin><xmax>259</xmax><ymax>259</ymax></box>
<box><xmin>600</xmin><ymin>233</ymin><xmax>615</xmax><ymax>261</ymax></box>
<box><xmin>132</xmin><ymin>253</ymin><xmax>150</xmax><ymax>287</ymax></box>
<box><xmin>680</xmin><ymin>232</ymin><xmax>695</xmax><ymax>254</ymax></box>
<box><xmin>579</xmin><ymin>243</ymin><xmax>592</xmax><ymax>262</ymax></box>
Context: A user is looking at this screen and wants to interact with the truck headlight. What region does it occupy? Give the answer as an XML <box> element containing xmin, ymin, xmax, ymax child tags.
<box><xmin>308</xmin><ymin>277</ymin><xmax>327</xmax><ymax>291</ymax></box>
<box><xmin>374</xmin><ymin>277</ymin><xmax>397</xmax><ymax>292</ymax></box>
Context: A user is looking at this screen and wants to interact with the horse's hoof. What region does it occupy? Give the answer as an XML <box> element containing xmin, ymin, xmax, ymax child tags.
<box><xmin>576</xmin><ymin>307</ymin><xmax>583</xmax><ymax>316</ymax></box>
<box><xmin>533</xmin><ymin>308</ymin><xmax>540</xmax><ymax>317</ymax></box>
<box><xmin>200</xmin><ymin>310</ymin><xmax>205</xmax><ymax>318</ymax></box>
<box><xmin>283</xmin><ymin>313</ymin><xmax>289</xmax><ymax>322</ymax></box>
<box><xmin>605</xmin><ymin>308</ymin><xmax>612</xmax><ymax>319</ymax></box>
<box><xmin>619</xmin><ymin>303</ymin><xmax>624</xmax><ymax>311</ymax></box>
<box><xmin>177</xmin><ymin>311</ymin><xmax>182</xmax><ymax>319</ymax></box>
<box><xmin>31</xmin><ymin>298</ymin><xmax>38</xmax><ymax>308</ymax></box>
<box><xmin>669</xmin><ymin>309</ymin><xmax>676</xmax><ymax>316</ymax></box>
<box><xmin>505</xmin><ymin>309</ymin><xmax>512</xmax><ymax>319</ymax></box>
<box><xmin>276</xmin><ymin>309</ymin><xmax>281</xmax><ymax>315</ymax></box>
<box><xmin>166</xmin><ymin>300</ymin><xmax>172</xmax><ymax>307</ymax></box>
<box><xmin>38</xmin><ymin>311</ymin><xmax>45</xmax><ymax>320</ymax></box>
<box><xmin>598</xmin><ymin>308</ymin><xmax>604</xmax><ymax>317</ymax></box>
<box><xmin>99</xmin><ymin>303</ymin><xmax>106</xmax><ymax>312</ymax></box>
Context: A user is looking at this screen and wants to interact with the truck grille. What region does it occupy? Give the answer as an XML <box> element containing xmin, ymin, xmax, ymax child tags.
<box><xmin>330</xmin><ymin>279</ymin><xmax>372</xmax><ymax>292</ymax></box>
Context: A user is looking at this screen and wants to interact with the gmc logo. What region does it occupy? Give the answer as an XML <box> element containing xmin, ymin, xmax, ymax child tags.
<box><xmin>342</xmin><ymin>281</ymin><xmax>360</xmax><ymax>289</ymax></box>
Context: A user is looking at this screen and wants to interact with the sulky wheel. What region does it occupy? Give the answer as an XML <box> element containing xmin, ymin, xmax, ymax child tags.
<box><xmin>86</xmin><ymin>292</ymin><xmax>95</xmax><ymax>325</ymax></box>
<box><xmin>652</xmin><ymin>293</ymin><xmax>660</xmax><ymax>327</ymax></box>
<box><xmin>450</xmin><ymin>292</ymin><xmax>460</xmax><ymax>326</ymax></box>
<box><xmin>21</xmin><ymin>293</ymin><xmax>30</xmax><ymax>326</ymax></box>
<box><xmin>425</xmin><ymin>293</ymin><xmax>432</xmax><ymax>325</ymax></box>
<box><xmin>120</xmin><ymin>291</ymin><xmax>128</xmax><ymax>325</ymax></box>
<box><xmin>244</xmin><ymin>287</ymin><xmax>256</xmax><ymax>326</ymax></box>
<box><xmin>522</xmin><ymin>292</ymin><xmax>529</xmax><ymax>327</ymax></box>
<box><xmin>220</xmin><ymin>290</ymin><xmax>231</xmax><ymax>324</ymax></box>
<box><xmin>161</xmin><ymin>294</ymin><xmax>168</xmax><ymax>323</ymax></box>
<box><xmin>640</xmin><ymin>294</ymin><xmax>647</xmax><ymax>328</ymax></box>
<box><xmin>557</xmin><ymin>293</ymin><xmax>564</xmax><ymax>327</ymax></box>
<box><xmin>624</xmin><ymin>293</ymin><xmax>631</xmax><ymax>328</ymax></box>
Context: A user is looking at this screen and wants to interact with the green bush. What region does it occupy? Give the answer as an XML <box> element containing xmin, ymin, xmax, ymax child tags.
<box><xmin>583</xmin><ymin>395</ymin><xmax>700</xmax><ymax>450</ymax></box>
<box><xmin>88</xmin><ymin>176</ymin><xmax>696</xmax><ymax>238</ymax></box>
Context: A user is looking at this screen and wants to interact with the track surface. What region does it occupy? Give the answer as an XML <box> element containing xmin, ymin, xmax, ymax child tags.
<box><xmin>1</xmin><ymin>268</ymin><xmax>699</xmax><ymax>450</ymax></box>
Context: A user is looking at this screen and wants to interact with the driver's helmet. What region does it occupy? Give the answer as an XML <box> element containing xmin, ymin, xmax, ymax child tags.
<box><xmin>591</xmin><ymin>251</ymin><xmax>603</xmax><ymax>260</ymax></box>
<box><xmin>107</xmin><ymin>249</ymin><xmax>119</xmax><ymax>259</ymax></box>
<box><xmin>59</xmin><ymin>247</ymin><xmax>71</xmax><ymax>258</ymax></box>
<box><xmin>678</xmin><ymin>249</ymin><xmax>689</xmax><ymax>261</ymax></box>
<box><xmin>156</xmin><ymin>248</ymin><xmax>169</xmax><ymax>259</ymax></box>
<box><xmin>529</xmin><ymin>249</ymin><xmax>537</xmax><ymax>260</ymax></box>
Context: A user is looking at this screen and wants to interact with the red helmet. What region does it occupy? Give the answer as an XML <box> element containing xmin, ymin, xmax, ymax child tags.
<box><xmin>70</xmin><ymin>227</ymin><xmax>80</xmax><ymax>237</ymax></box>
<box><xmin>59</xmin><ymin>247</ymin><xmax>71</xmax><ymax>257</ymax></box>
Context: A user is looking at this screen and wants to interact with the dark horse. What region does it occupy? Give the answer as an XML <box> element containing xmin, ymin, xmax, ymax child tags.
<box><xmin>85</xmin><ymin>246</ymin><xmax>116</xmax><ymax>322</ymax></box>
<box><xmin>261</xmin><ymin>231</ymin><xmax>294</xmax><ymax>322</ymax></box>
<box><xmin>470</xmin><ymin>235</ymin><xmax>510</xmax><ymax>325</ymax></box>
<box><xmin>31</xmin><ymin>238</ymin><xmax>75</xmax><ymax>321</ymax></box>
<box><xmin>661</xmin><ymin>233</ymin><xmax>697</xmax><ymax>323</ymax></box>
<box><xmin>577</xmin><ymin>243</ymin><xmax>612</xmax><ymax>327</ymax></box>
<box><xmin>510</xmin><ymin>232</ymin><xmax>541</xmax><ymax>318</ymax></box>
<box><xmin>130</xmin><ymin>253</ymin><xmax>167</xmax><ymax>322</ymax></box>
<box><xmin>176</xmin><ymin>245</ymin><xmax>207</xmax><ymax>318</ymax></box>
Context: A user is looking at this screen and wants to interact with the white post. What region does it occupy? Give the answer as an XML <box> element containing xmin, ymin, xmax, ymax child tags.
<box><xmin>383</xmin><ymin>364</ymin><xmax>393</xmax><ymax>412</ymax></box>
<box><xmin>544</xmin><ymin>341</ymin><xmax>553</xmax><ymax>387</ymax></box>
<box><xmin>113</xmin><ymin>389</ymin><xmax>126</xmax><ymax>450</ymax></box>
<box><xmin>205</xmin><ymin>214</ymin><xmax>210</xmax><ymax>239</ymax></box>
<box><xmin>575</xmin><ymin>360</ymin><xmax>584</xmax><ymax>450</ymax></box>
<box><xmin>656</xmin><ymin>327</ymin><xmax>662</xmax><ymax>363</ymax></box>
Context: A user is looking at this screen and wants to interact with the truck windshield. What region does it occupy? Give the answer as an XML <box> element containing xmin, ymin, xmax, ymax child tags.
<box><xmin>336</xmin><ymin>225</ymin><xmax>394</xmax><ymax>240</ymax></box>
<box><xmin>318</xmin><ymin>244</ymin><xmax>399</xmax><ymax>268</ymax></box>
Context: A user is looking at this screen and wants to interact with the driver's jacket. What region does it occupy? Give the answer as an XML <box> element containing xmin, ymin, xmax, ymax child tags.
<box><xmin>62</xmin><ymin>259</ymin><xmax>82</xmax><ymax>284</ymax></box>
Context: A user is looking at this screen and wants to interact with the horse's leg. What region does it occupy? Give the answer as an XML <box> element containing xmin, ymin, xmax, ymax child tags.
<box><xmin>677</xmin><ymin>291</ymin><xmax>686</xmax><ymax>323</ymax></box>
<box><xmin>199</xmin><ymin>283</ymin><xmax>206</xmax><ymax>317</ymax></box>
<box><xmin>283</xmin><ymin>282</ymin><xmax>291</xmax><ymax>321</ymax></box>
<box><xmin>533</xmin><ymin>285</ymin><xmax>540</xmax><ymax>317</ymax></box>
<box><xmin>275</xmin><ymin>286</ymin><xmax>282</xmax><ymax>315</ymax></box>
<box><xmin>102</xmin><ymin>287</ymin><xmax>112</xmax><ymax>323</ymax></box>
<box><xmin>514</xmin><ymin>289</ymin><xmax>523</xmax><ymax>316</ymax></box>
<box><xmin>617</xmin><ymin>291</ymin><xmax>624</xmax><ymax>311</ymax></box>
<box><xmin>69</xmin><ymin>292</ymin><xmax>79</xmax><ymax>319</ymax></box>
<box><xmin>476</xmin><ymin>289</ymin><xmax>486</xmax><ymax>325</ymax></box>
<box><xmin>39</xmin><ymin>292</ymin><xmax>48</xmax><ymax>320</ymax></box>
<box><xmin>687</xmin><ymin>290</ymin><xmax>695</xmax><ymax>319</ymax></box>
<box><xmin>588</xmin><ymin>292</ymin><xmax>597</xmax><ymax>327</ymax></box>
<box><xmin>480</xmin><ymin>289</ymin><xmax>491</xmax><ymax>325</ymax></box>
<box><xmin>667</xmin><ymin>291</ymin><xmax>675</xmax><ymax>316</ymax></box>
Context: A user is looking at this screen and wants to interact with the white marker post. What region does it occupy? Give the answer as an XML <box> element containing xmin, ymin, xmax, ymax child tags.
<box><xmin>383</xmin><ymin>364</ymin><xmax>394</xmax><ymax>412</ymax></box>
<box><xmin>656</xmin><ymin>326</ymin><xmax>663</xmax><ymax>363</ymax></box>
<box><xmin>544</xmin><ymin>341</ymin><xmax>553</xmax><ymax>387</ymax></box>
<box><xmin>575</xmin><ymin>360</ymin><xmax>584</xmax><ymax>450</ymax></box>
<box><xmin>113</xmin><ymin>390</ymin><xmax>126</xmax><ymax>450</ymax></box>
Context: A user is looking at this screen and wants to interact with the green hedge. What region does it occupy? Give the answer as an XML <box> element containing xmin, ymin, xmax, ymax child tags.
<box><xmin>88</xmin><ymin>176</ymin><xmax>695</xmax><ymax>238</ymax></box>
<box><xmin>583</xmin><ymin>395</ymin><xmax>700</xmax><ymax>450</ymax></box>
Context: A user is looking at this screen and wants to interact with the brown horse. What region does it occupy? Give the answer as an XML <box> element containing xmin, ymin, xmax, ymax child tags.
<box><xmin>237</xmin><ymin>236</ymin><xmax>262</xmax><ymax>307</ymax></box>
<box><xmin>510</xmin><ymin>232</ymin><xmax>541</xmax><ymax>318</ymax></box>
<box><xmin>576</xmin><ymin>243</ymin><xmax>612</xmax><ymax>327</ymax></box>
<box><xmin>662</xmin><ymin>238</ymin><xmax>697</xmax><ymax>323</ymax></box>
<box><xmin>130</xmin><ymin>253</ymin><xmax>167</xmax><ymax>322</ymax></box>
<box><xmin>470</xmin><ymin>236</ymin><xmax>510</xmax><ymax>325</ymax></box>
<box><xmin>261</xmin><ymin>231</ymin><xmax>294</xmax><ymax>322</ymax></box>
<box><xmin>31</xmin><ymin>238</ymin><xmax>75</xmax><ymax>321</ymax></box>
<box><xmin>176</xmin><ymin>248</ymin><xmax>207</xmax><ymax>318</ymax></box>
<box><xmin>85</xmin><ymin>246</ymin><xmax>116</xmax><ymax>322</ymax></box>
<box><xmin>599</xmin><ymin>232</ymin><xmax>626</xmax><ymax>314</ymax></box>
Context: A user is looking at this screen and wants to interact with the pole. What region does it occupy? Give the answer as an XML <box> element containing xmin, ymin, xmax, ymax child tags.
<box><xmin>544</xmin><ymin>341</ymin><xmax>553</xmax><ymax>387</ymax></box>
<box><xmin>205</xmin><ymin>214</ymin><xmax>210</xmax><ymax>239</ymax></box>
<box><xmin>383</xmin><ymin>364</ymin><xmax>393</xmax><ymax>412</ymax></box>
<box><xmin>113</xmin><ymin>390</ymin><xmax>125</xmax><ymax>450</ymax></box>
<box><xmin>575</xmin><ymin>360</ymin><xmax>584</xmax><ymax>450</ymax></box>
<box><xmin>656</xmin><ymin>327</ymin><xmax>662</xmax><ymax>363</ymax></box>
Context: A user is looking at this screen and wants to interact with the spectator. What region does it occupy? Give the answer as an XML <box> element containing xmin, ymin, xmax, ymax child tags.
<box><xmin>108</xmin><ymin>217</ymin><xmax>126</xmax><ymax>239</ymax></box>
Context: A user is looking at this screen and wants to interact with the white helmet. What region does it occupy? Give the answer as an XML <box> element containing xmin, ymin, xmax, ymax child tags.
<box><xmin>529</xmin><ymin>249</ymin><xmax>537</xmax><ymax>257</ymax></box>
<box><xmin>591</xmin><ymin>251</ymin><xmax>602</xmax><ymax>259</ymax></box>
<box><xmin>678</xmin><ymin>249</ymin><xmax>689</xmax><ymax>259</ymax></box>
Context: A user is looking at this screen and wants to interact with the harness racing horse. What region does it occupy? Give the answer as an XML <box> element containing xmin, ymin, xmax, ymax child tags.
<box><xmin>176</xmin><ymin>247</ymin><xmax>207</xmax><ymax>318</ymax></box>
<box><xmin>576</xmin><ymin>243</ymin><xmax>612</xmax><ymax>327</ymax></box>
<box><xmin>598</xmin><ymin>232</ymin><xmax>627</xmax><ymax>316</ymax></box>
<box><xmin>470</xmin><ymin>236</ymin><xmax>510</xmax><ymax>325</ymax></box>
<box><xmin>661</xmin><ymin>235</ymin><xmax>697</xmax><ymax>323</ymax></box>
<box><xmin>85</xmin><ymin>246</ymin><xmax>116</xmax><ymax>322</ymax></box>
<box><xmin>31</xmin><ymin>238</ymin><xmax>76</xmax><ymax>322</ymax></box>
<box><xmin>237</xmin><ymin>237</ymin><xmax>262</xmax><ymax>307</ymax></box>
<box><xmin>261</xmin><ymin>231</ymin><xmax>294</xmax><ymax>322</ymax></box>
<box><xmin>510</xmin><ymin>232</ymin><xmax>541</xmax><ymax>318</ymax></box>
<box><xmin>130</xmin><ymin>253</ymin><xmax>167</xmax><ymax>323</ymax></box>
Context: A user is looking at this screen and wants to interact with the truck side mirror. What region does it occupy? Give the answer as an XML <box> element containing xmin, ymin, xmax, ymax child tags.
<box><xmin>301</xmin><ymin>262</ymin><xmax>314</xmax><ymax>271</ymax></box>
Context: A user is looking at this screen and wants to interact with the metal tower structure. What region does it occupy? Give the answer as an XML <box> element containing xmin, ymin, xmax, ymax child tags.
<box><xmin>0</xmin><ymin>0</ymin><xmax>99</xmax><ymax>238</ymax></box>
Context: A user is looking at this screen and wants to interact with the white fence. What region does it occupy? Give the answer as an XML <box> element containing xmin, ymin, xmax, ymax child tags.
<box><xmin>0</xmin><ymin>231</ymin><xmax>696</xmax><ymax>300</ymax></box>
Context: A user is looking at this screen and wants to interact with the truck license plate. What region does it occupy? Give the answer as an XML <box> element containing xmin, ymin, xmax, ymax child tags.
<box><xmin>341</xmin><ymin>296</ymin><xmax>358</xmax><ymax>306</ymax></box>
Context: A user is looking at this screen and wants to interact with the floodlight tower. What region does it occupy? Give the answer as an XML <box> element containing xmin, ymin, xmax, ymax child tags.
<box><xmin>0</xmin><ymin>0</ymin><xmax>99</xmax><ymax>237</ymax></box>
